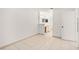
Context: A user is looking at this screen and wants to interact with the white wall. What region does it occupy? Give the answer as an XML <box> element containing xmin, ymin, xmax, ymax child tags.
<box><xmin>53</xmin><ymin>9</ymin><xmax>62</xmax><ymax>37</ymax></box>
<box><xmin>0</xmin><ymin>8</ymin><xmax>38</xmax><ymax>47</ymax></box>
<box><xmin>76</xmin><ymin>8</ymin><xmax>79</xmax><ymax>43</ymax></box>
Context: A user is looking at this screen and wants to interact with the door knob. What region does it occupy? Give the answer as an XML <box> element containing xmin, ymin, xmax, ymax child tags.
<box><xmin>62</xmin><ymin>26</ymin><xmax>64</xmax><ymax>28</ymax></box>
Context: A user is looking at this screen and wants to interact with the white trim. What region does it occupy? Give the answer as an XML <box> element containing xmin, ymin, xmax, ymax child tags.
<box><xmin>0</xmin><ymin>33</ymin><xmax>38</xmax><ymax>49</ymax></box>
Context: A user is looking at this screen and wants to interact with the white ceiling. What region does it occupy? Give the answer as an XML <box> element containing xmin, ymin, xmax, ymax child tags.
<box><xmin>39</xmin><ymin>8</ymin><xmax>51</xmax><ymax>12</ymax></box>
<box><xmin>54</xmin><ymin>8</ymin><xmax>76</xmax><ymax>11</ymax></box>
<box><xmin>39</xmin><ymin>8</ymin><xmax>76</xmax><ymax>11</ymax></box>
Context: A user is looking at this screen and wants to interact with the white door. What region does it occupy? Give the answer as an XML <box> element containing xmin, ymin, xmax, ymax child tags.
<box><xmin>62</xmin><ymin>11</ymin><xmax>77</xmax><ymax>41</ymax></box>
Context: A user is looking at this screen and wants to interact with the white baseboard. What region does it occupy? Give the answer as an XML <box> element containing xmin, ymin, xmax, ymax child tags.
<box><xmin>0</xmin><ymin>33</ymin><xmax>38</xmax><ymax>49</ymax></box>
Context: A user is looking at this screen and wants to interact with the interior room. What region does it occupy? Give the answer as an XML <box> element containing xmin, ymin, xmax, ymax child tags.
<box><xmin>0</xmin><ymin>8</ymin><xmax>79</xmax><ymax>50</ymax></box>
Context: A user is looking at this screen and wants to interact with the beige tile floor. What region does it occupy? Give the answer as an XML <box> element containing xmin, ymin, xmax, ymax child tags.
<box><xmin>0</xmin><ymin>34</ymin><xmax>78</xmax><ymax>50</ymax></box>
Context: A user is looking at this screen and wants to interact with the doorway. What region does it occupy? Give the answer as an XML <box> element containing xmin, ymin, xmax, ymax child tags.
<box><xmin>38</xmin><ymin>8</ymin><xmax>53</xmax><ymax>37</ymax></box>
